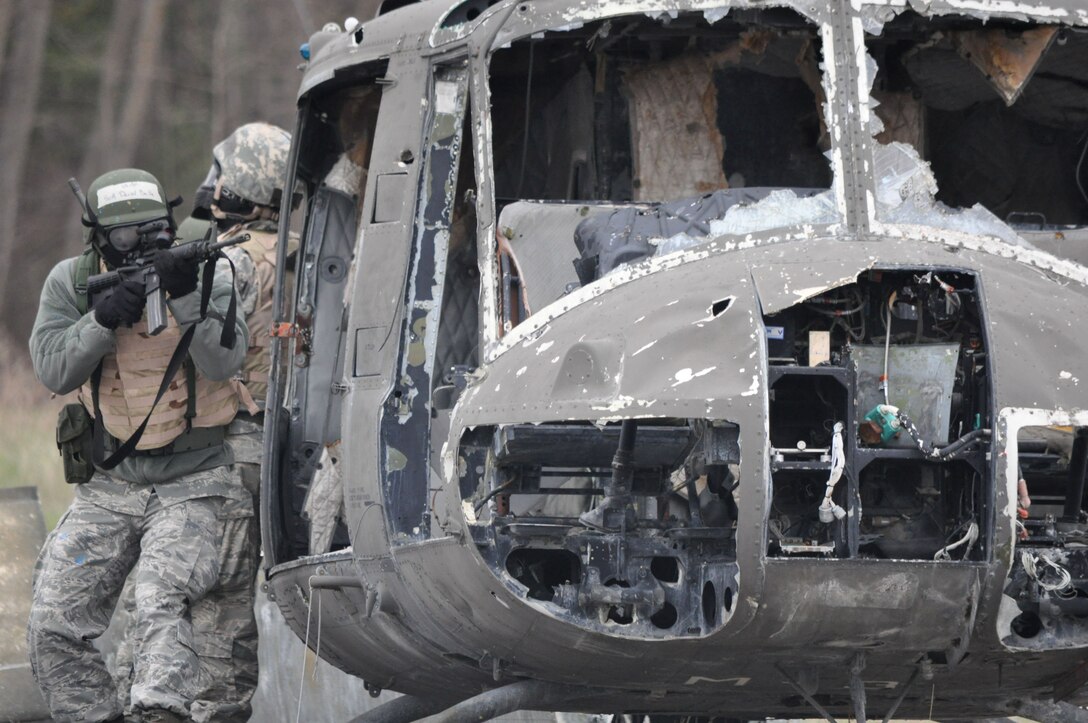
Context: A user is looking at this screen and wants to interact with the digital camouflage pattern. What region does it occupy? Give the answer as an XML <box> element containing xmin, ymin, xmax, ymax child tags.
<box><xmin>27</xmin><ymin>468</ymin><xmax>246</xmax><ymax>722</ymax></box>
<box><xmin>213</xmin><ymin>123</ymin><xmax>291</xmax><ymax>206</ymax></box>
<box><xmin>189</xmin><ymin>461</ymin><xmax>261</xmax><ymax>723</ymax></box>
<box><xmin>224</xmin><ymin>223</ymin><xmax>280</xmax><ymax>411</ymax></box>
<box><xmin>111</xmin><ymin>464</ymin><xmax>256</xmax><ymax>722</ymax></box>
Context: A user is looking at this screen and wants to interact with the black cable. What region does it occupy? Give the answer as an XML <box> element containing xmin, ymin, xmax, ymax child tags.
<box><xmin>515</xmin><ymin>40</ymin><xmax>535</xmax><ymax>198</ymax></box>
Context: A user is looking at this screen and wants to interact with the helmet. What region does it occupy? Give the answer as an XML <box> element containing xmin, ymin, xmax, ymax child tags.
<box><xmin>83</xmin><ymin>169</ymin><xmax>177</xmax><ymax>268</ymax></box>
<box><xmin>86</xmin><ymin>168</ymin><xmax>171</xmax><ymax>228</ymax></box>
<box><xmin>212</xmin><ymin>123</ymin><xmax>291</xmax><ymax>207</ymax></box>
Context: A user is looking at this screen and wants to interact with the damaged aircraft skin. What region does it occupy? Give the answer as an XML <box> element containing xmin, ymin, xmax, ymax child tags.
<box><xmin>262</xmin><ymin>0</ymin><xmax>1088</xmax><ymax>720</ymax></box>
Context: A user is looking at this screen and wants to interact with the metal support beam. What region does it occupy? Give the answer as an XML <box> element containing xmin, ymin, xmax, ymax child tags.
<box><xmin>850</xmin><ymin>652</ymin><xmax>867</xmax><ymax>723</ymax></box>
<box><xmin>881</xmin><ymin>667</ymin><xmax>919</xmax><ymax>723</ymax></box>
<box><xmin>776</xmin><ymin>664</ymin><xmax>838</xmax><ymax>723</ymax></box>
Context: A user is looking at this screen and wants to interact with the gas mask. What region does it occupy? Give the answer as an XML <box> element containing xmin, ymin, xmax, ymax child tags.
<box><xmin>96</xmin><ymin>218</ymin><xmax>175</xmax><ymax>269</ymax></box>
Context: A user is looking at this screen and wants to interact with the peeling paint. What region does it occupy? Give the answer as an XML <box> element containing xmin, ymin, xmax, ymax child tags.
<box><xmin>671</xmin><ymin>366</ymin><xmax>716</xmax><ymax>388</ymax></box>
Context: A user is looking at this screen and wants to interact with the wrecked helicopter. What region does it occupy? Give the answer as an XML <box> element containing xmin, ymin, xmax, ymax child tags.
<box><xmin>262</xmin><ymin>0</ymin><xmax>1088</xmax><ymax>720</ymax></box>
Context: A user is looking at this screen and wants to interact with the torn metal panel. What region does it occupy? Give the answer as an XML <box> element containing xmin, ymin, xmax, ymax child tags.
<box><xmin>748</xmin><ymin>257</ymin><xmax>871</xmax><ymax>315</ymax></box>
<box><xmin>951</xmin><ymin>25</ymin><xmax>1058</xmax><ymax>106</ymax></box>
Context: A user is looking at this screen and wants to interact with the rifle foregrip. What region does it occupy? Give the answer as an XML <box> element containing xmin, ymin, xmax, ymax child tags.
<box><xmin>85</xmin><ymin>271</ymin><xmax>122</xmax><ymax>294</ymax></box>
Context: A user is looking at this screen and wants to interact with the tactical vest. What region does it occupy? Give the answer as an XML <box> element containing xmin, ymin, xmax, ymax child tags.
<box><xmin>225</xmin><ymin>224</ymin><xmax>278</xmax><ymax>409</ymax></box>
<box><xmin>74</xmin><ymin>249</ymin><xmax>239</xmax><ymax>450</ymax></box>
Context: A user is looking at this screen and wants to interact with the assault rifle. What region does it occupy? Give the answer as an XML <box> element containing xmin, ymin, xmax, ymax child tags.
<box><xmin>85</xmin><ymin>232</ymin><xmax>250</xmax><ymax>335</ymax></box>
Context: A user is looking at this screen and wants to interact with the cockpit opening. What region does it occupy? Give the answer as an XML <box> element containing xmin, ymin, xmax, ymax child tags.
<box><xmin>490</xmin><ymin>10</ymin><xmax>828</xmax><ymax>206</ymax></box>
<box><xmin>1002</xmin><ymin>422</ymin><xmax>1088</xmax><ymax>650</ymax></box>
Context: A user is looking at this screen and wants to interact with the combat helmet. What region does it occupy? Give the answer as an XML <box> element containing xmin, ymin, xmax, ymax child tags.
<box><xmin>86</xmin><ymin>168</ymin><xmax>172</xmax><ymax>229</ymax></box>
<box><xmin>80</xmin><ymin>168</ymin><xmax>178</xmax><ymax>267</ymax></box>
<box><xmin>213</xmin><ymin>122</ymin><xmax>292</xmax><ymax>208</ymax></box>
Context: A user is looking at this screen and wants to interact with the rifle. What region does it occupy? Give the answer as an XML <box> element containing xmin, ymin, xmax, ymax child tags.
<box><xmin>86</xmin><ymin>232</ymin><xmax>251</xmax><ymax>335</ymax></box>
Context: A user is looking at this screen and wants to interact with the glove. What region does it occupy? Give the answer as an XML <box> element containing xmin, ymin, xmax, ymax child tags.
<box><xmin>94</xmin><ymin>277</ymin><xmax>146</xmax><ymax>330</ymax></box>
<box><xmin>152</xmin><ymin>249</ymin><xmax>200</xmax><ymax>298</ymax></box>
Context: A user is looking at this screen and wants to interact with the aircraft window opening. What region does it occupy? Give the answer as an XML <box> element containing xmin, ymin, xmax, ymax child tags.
<box><xmin>486</xmin><ymin>10</ymin><xmax>831</xmax><ymax>333</ymax></box>
<box><xmin>764</xmin><ymin>269</ymin><xmax>992</xmax><ymax>562</ymax></box>
<box><xmin>866</xmin><ymin>14</ymin><xmax>1088</xmax><ymax>229</ymax></box>
<box><xmin>1002</xmin><ymin>422</ymin><xmax>1088</xmax><ymax>650</ymax></box>
<box><xmin>489</xmin><ymin>11</ymin><xmax>828</xmax><ymax>205</ymax></box>
<box><xmin>458</xmin><ymin>418</ymin><xmax>740</xmax><ymax>637</ymax></box>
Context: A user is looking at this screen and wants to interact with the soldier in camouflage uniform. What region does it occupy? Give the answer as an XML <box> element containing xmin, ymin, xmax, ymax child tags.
<box><xmin>27</xmin><ymin>168</ymin><xmax>249</xmax><ymax>723</ymax></box>
<box><xmin>197</xmin><ymin>122</ymin><xmax>295</xmax><ymax>723</ymax></box>
<box><xmin>196</xmin><ymin>122</ymin><xmax>296</xmax><ymax>722</ymax></box>
<box><xmin>110</xmin><ymin>125</ymin><xmax>293</xmax><ymax>723</ymax></box>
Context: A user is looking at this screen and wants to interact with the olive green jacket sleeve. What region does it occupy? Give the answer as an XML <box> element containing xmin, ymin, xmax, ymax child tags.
<box><xmin>165</xmin><ymin>259</ymin><xmax>249</xmax><ymax>381</ymax></box>
<box><xmin>29</xmin><ymin>258</ymin><xmax>115</xmax><ymax>394</ymax></box>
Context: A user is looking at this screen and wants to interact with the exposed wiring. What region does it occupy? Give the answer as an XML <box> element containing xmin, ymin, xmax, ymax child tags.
<box><xmin>475</xmin><ymin>478</ymin><xmax>516</xmax><ymax>514</ymax></box>
<box><xmin>296</xmin><ymin>584</ymin><xmax>316</xmax><ymax>723</ymax></box>
<box><xmin>1021</xmin><ymin>550</ymin><xmax>1075</xmax><ymax>596</ymax></box>
<box><xmin>1077</xmin><ymin>130</ymin><xmax>1088</xmax><ymax>208</ymax></box>
<box><xmin>818</xmin><ymin>422</ymin><xmax>846</xmax><ymax>523</ymax></box>
<box><xmin>894</xmin><ymin>409</ymin><xmax>991</xmax><ymax>461</ymax></box>
<box><xmin>881</xmin><ymin>297</ymin><xmax>893</xmax><ymax>404</ymax></box>
<box><xmin>934</xmin><ymin>521</ymin><xmax>978</xmax><ymax>560</ymax></box>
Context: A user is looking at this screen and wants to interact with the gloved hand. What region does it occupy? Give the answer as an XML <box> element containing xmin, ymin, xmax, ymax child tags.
<box><xmin>94</xmin><ymin>277</ymin><xmax>146</xmax><ymax>330</ymax></box>
<box><xmin>152</xmin><ymin>249</ymin><xmax>199</xmax><ymax>298</ymax></box>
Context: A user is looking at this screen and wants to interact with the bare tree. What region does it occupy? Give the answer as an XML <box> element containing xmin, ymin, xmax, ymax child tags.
<box><xmin>211</xmin><ymin>1</ymin><xmax>242</xmax><ymax>144</ymax></box>
<box><xmin>114</xmin><ymin>0</ymin><xmax>168</xmax><ymax>166</ymax></box>
<box><xmin>66</xmin><ymin>0</ymin><xmax>141</xmax><ymax>244</ymax></box>
<box><xmin>0</xmin><ymin>0</ymin><xmax>53</xmax><ymax>294</ymax></box>
<box><xmin>0</xmin><ymin>2</ymin><xmax>14</xmax><ymax>81</ymax></box>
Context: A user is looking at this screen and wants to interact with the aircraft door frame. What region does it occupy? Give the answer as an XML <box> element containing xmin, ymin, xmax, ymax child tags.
<box><xmin>374</xmin><ymin>56</ymin><xmax>473</xmax><ymax>545</ymax></box>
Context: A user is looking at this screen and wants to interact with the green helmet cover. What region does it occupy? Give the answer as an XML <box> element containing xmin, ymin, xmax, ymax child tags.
<box><xmin>213</xmin><ymin>122</ymin><xmax>292</xmax><ymax>207</ymax></box>
<box><xmin>86</xmin><ymin>168</ymin><xmax>171</xmax><ymax>228</ymax></box>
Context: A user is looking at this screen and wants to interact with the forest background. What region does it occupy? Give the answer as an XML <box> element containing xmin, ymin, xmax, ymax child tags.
<box><xmin>0</xmin><ymin>0</ymin><xmax>380</xmax><ymax>526</ymax></box>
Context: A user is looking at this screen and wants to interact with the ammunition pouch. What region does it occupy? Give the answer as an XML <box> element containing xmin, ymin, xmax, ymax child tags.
<box><xmin>56</xmin><ymin>403</ymin><xmax>95</xmax><ymax>484</ymax></box>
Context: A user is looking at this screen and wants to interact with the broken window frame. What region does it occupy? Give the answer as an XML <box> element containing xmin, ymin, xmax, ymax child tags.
<box><xmin>473</xmin><ymin>3</ymin><xmax>846</xmax><ymax>360</ymax></box>
<box><xmin>264</xmin><ymin>57</ymin><xmax>399</xmax><ymax>565</ymax></box>
<box><xmin>862</xmin><ymin>7</ymin><xmax>1088</xmax><ymax>239</ymax></box>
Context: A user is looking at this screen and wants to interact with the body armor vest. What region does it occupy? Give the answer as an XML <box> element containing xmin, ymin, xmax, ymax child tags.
<box><xmin>79</xmin><ymin>312</ymin><xmax>239</xmax><ymax>450</ymax></box>
<box><xmin>227</xmin><ymin>225</ymin><xmax>278</xmax><ymax>408</ymax></box>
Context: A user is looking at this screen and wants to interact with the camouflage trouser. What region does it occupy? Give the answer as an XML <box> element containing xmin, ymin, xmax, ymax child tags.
<box><xmin>27</xmin><ymin>489</ymin><xmax>221</xmax><ymax>722</ymax></box>
<box><xmin>113</xmin><ymin>463</ymin><xmax>260</xmax><ymax>723</ymax></box>
<box><xmin>189</xmin><ymin>461</ymin><xmax>261</xmax><ymax>723</ymax></box>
